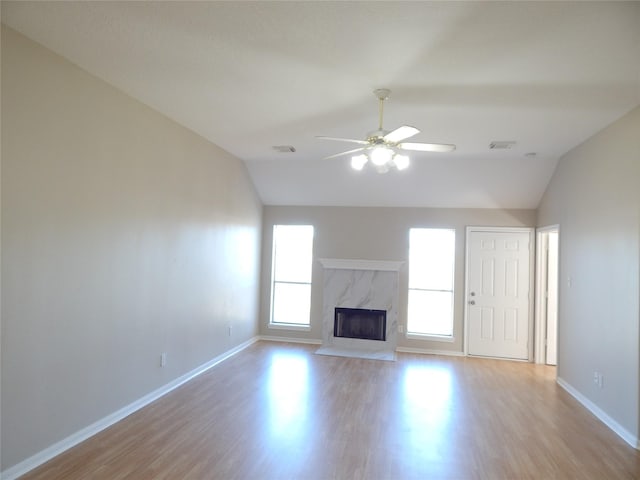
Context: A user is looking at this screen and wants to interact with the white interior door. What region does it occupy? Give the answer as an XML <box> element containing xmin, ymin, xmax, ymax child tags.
<box><xmin>466</xmin><ymin>228</ymin><xmax>532</xmax><ymax>360</ymax></box>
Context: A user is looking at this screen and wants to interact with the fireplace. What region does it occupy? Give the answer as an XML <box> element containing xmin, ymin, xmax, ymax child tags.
<box><xmin>334</xmin><ymin>307</ymin><xmax>387</xmax><ymax>341</ymax></box>
<box><xmin>317</xmin><ymin>258</ymin><xmax>401</xmax><ymax>361</ymax></box>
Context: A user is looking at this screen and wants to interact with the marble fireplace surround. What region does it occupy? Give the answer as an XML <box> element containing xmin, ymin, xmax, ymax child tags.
<box><xmin>316</xmin><ymin>258</ymin><xmax>402</xmax><ymax>361</ymax></box>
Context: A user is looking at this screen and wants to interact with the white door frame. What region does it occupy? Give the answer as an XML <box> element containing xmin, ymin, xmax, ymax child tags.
<box><xmin>463</xmin><ymin>226</ymin><xmax>536</xmax><ymax>361</ymax></box>
<box><xmin>534</xmin><ymin>225</ymin><xmax>560</xmax><ymax>364</ymax></box>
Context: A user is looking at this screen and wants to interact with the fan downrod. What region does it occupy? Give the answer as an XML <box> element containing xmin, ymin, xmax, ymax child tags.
<box><xmin>373</xmin><ymin>88</ymin><xmax>391</xmax><ymax>131</ymax></box>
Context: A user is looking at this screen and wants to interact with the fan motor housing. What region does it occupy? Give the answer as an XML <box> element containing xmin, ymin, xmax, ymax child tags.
<box><xmin>367</xmin><ymin>130</ymin><xmax>390</xmax><ymax>143</ymax></box>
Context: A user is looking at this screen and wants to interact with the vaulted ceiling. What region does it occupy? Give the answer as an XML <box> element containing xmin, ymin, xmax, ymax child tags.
<box><xmin>3</xmin><ymin>1</ymin><xmax>639</xmax><ymax>208</ymax></box>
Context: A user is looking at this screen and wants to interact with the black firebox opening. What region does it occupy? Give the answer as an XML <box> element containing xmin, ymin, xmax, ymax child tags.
<box><xmin>334</xmin><ymin>307</ymin><xmax>387</xmax><ymax>341</ymax></box>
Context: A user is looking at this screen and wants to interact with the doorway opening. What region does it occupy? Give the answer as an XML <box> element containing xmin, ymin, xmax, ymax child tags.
<box><xmin>535</xmin><ymin>226</ymin><xmax>559</xmax><ymax>366</ymax></box>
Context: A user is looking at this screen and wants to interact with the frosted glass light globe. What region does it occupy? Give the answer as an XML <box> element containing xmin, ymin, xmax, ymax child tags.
<box><xmin>350</xmin><ymin>154</ymin><xmax>368</xmax><ymax>171</ymax></box>
<box><xmin>393</xmin><ymin>154</ymin><xmax>410</xmax><ymax>170</ymax></box>
<box><xmin>370</xmin><ymin>146</ymin><xmax>394</xmax><ymax>166</ymax></box>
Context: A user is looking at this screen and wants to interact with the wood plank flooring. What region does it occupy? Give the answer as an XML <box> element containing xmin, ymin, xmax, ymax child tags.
<box><xmin>21</xmin><ymin>341</ymin><xmax>640</xmax><ymax>479</ymax></box>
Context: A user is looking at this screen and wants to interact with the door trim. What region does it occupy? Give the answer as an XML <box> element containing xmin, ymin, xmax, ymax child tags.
<box><xmin>463</xmin><ymin>226</ymin><xmax>536</xmax><ymax>361</ymax></box>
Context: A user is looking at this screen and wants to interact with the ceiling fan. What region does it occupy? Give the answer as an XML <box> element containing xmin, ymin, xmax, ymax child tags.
<box><xmin>317</xmin><ymin>89</ymin><xmax>455</xmax><ymax>172</ymax></box>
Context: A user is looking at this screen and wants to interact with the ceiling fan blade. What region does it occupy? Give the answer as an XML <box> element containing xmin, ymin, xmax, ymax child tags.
<box><xmin>399</xmin><ymin>142</ymin><xmax>456</xmax><ymax>153</ymax></box>
<box><xmin>323</xmin><ymin>147</ymin><xmax>366</xmax><ymax>160</ymax></box>
<box><xmin>383</xmin><ymin>125</ymin><xmax>420</xmax><ymax>143</ymax></box>
<box><xmin>316</xmin><ymin>136</ymin><xmax>369</xmax><ymax>145</ymax></box>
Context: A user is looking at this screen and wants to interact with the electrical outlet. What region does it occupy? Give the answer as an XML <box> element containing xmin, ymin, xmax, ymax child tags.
<box><xmin>161</xmin><ymin>352</ymin><xmax>167</xmax><ymax>367</ymax></box>
<box><xmin>398</xmin><ymin>325</ymin><xmax>404</xmax><ymax>333</ymax></box>
<box><xmin>593</xmin><ymin>371</ymin><xmax>604</xmax><ymax>388</ymax></box>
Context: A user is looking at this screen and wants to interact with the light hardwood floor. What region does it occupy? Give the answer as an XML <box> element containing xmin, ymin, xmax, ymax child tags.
<box><xmin>22</xmin><ymin>341</ymin><xmax>640</xmax><ymax>479</ymax></box>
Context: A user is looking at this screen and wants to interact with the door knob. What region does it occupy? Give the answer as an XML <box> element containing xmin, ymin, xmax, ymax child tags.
<box><xmin>469</xmin><ymin>300</ymin><xmax>476</xmax><ymax>305</ymax></box>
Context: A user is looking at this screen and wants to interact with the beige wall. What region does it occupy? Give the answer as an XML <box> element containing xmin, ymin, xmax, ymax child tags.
<box><xmin>1</xmin><ymin>26</ymin><xmax>263</xmax><ymax>471</ymax></box>
<box><xmin>260</xmin><ymin>206</ymin><xmax>535</xmax><ymax>352</ymax></box>
<box><xmin>537</xmin><ymin>106</ymin><xmax>640</xmax><ymax>441</ymax></box>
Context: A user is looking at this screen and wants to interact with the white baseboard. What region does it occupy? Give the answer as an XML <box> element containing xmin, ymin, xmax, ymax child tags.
<box><xmin>556</xmin><ymin>376</ymin><xmax>639</xmax><ymax>450</ymax></box>
<box><xmin>258</xmin><ymin>334</ymin><xmax>322</xmax><ymax>345</ymax></box>
<box><xmin>1</xmin><ymin>337</ymin><xmax>259</xmax><ymax>480</ymax></box>
<box><xmin>396</xmin><ymin>346</ymin><xmax>465</xmax><ymax>357</ymax></box>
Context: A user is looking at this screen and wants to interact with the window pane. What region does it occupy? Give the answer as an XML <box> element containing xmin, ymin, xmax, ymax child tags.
<box><xmin>272</xmin><ymin>283</ymin><xmax>311</xmax><ymax>325</ymax></box>
<box><xmin>409</xmin><ymin>229</ymin><xmax>455</xmax><ymax>290</ymax></box>
<box><xmin>273</xmin><ymin>225</ymin><xmax>314</xmax><ymax>283</ymax></box>
<box><xmin>271</xmin><ymin>225</ymin><xmax>313</xmax><ymax>326</ymax></box>
<box><xmin>407</xmin><ymin>290</ymin><xmax>453</xmax><ymax>336</ymax></box>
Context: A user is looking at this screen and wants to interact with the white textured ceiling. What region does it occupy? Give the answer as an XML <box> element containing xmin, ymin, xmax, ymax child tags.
<box><xmin>2</xmin><ymin>1</ymin><xmax>639</xmax><ymax>208</ymax></box>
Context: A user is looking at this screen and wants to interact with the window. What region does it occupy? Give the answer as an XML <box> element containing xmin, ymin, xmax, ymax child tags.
<box><xmin>270</xmin><ymin>225</ymin><xmax>314</xmax><ymax>327</ymax></box>
<box><xmin>407</xmin><ymin>228</ymin><xmax>455</xmax><ymax>338</ymax></box>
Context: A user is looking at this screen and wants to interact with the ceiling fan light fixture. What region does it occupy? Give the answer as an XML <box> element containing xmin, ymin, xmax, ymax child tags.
<box><xmin>370</xmin><ymin>146</ymin><xmax>394</xmax><ymax>166</ymax></box>
<box><xmin>352</xmin><ymin>151</ymin><xmax>408</xmax><ymax>172</ymax></box>
<box><xmin>350</xmin><ymin>154</ymin><xmax>368</xmax><ymax>171</ymax></box>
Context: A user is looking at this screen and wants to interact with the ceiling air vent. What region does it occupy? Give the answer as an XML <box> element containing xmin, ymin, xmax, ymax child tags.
<box><xmin>489</xmin><ymin>141</ymin><xmax>516</xmax><ymax>150</ymax></box>
<box><xmin>272</xmin><ymin>145</ymin><xmax>296</xmax><ymax>153</ymax></box>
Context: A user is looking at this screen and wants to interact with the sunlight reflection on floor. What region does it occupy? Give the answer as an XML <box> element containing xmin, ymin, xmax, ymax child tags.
<box><xmin>401</xmin><ymin>364</ymin><xmax>454</xmax><ymax>461</ymax></box>
<box><xmin>266</xmin><ymin>352</ymin><xmax>310</xmax><ymax>441</ymax></box>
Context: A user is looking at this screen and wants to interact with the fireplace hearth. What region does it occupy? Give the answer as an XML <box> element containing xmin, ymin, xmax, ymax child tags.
<box><xmin>334</xmin><ymin>307</ymin><xmax>386</xmax><ymax>341</ymax></box>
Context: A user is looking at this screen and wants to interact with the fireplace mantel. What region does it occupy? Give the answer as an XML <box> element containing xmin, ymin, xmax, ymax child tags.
<box><xmin>318</xmin><ymin>258</ymin><xmax>404</xmax><ymax>272</ymax></box>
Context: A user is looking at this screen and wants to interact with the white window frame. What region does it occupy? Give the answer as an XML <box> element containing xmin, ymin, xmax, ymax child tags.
<box><xmin>407</xmin><ymin>228</ymin><xmax>456</xmax><ymax>342</ymax></box>
<box><xmin>269</xmin><ymin>224</ymin><xmax>314</xmax><ymax>331</ymax></box>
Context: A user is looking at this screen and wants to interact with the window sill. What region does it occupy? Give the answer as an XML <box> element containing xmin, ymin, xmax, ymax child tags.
<box><xmin>268</xmin><ymin>323</ymin><xmax>311</xmax><ymax>332</ymax></box>
<box><xmin>406</xmin><ymin>333</ymin><xmax>455</xmax><ymax>343</ymax></box>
